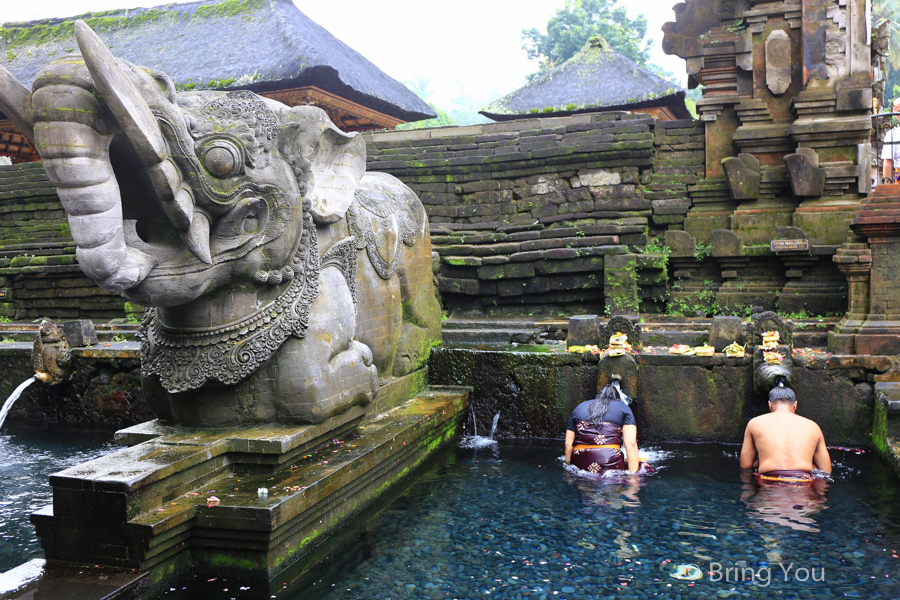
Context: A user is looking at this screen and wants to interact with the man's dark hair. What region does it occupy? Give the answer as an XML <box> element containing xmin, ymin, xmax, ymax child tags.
<box><xmin>769</xmin><ymin>384</ymin><xmax>796</xmax><ymax>405</ymax></box>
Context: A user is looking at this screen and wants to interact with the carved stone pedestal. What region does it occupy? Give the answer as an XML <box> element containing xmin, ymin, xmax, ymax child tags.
<box><xmin>31</xmin><ymin>383</ymin><xmax>469</xmax><ymax>595</ymax></box>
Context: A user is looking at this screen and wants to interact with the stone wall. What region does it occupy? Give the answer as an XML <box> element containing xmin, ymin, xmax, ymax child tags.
<box><xmin>0</xmin><ymin>162</ymin><xmax>130</xmax><ymax>320</ymax></box>
<box><xmin>364</xmin><ymin>114</ymin><xmax>847</xmax><ymax>318</ymax></box>
<box><xmin>0</xmin><ymin>114</ymin><xmax>850</xmax><ymax>321</ymax></box>
<box><xmin>429</xmin><ymin>347</ymin><xmax>890</xmax><ymax>446</ymax></box>
<box><xmin>1</xmin><ymin>344</ymin><xmax>152</xmax><ymax>429</ymax></box>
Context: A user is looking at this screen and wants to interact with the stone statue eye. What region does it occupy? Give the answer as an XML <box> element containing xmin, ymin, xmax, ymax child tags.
<box><xmin>200</xmin><ymin>141</ymin><xmax>242</xmax><ymax>179</ymax></box>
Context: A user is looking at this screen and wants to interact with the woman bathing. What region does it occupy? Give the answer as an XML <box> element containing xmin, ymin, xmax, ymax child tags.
<box><xmin>565</xmin><ymin>383</ymin><xmax>652</xmax><ymax>474</ymax></box>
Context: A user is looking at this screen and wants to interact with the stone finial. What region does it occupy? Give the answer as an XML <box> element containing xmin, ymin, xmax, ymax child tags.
<box><xmin>784</xmin><ymin>148</ymin><xmax>826</xmax><ymax>197</ymax></box>
<box><xmin>711</xmin><ymin>229</ymin><xmax>744</xmax><ymax>257</ymax></box>
<box><xmin>721</xmin><ymin>153</ymin><xmax>760</xmax><ymax>199</ymax></box>
<box><xmin>665</xmin><ymin>230</ymin><xmax>696</xmax><ymax>258</ymax></box>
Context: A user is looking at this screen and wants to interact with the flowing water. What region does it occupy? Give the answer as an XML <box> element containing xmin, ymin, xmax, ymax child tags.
<box><xmin>153</xmin><ymin>441</ymin><xmax>900</xmax><ymax>600</ymax></box>
<box><xmin>0</xmin><ymin>378</ymin><xmax>36</xmax><ymax>431</ymax></box>
<box><xmin>0</xmin><ymin>425</ymin><xmax>117</xmax><ymax>571</ymax></box>
<box><xmin>459</xmin><ymin>411</ymin><xmax>501</xmax><ymax>449</ymax></box>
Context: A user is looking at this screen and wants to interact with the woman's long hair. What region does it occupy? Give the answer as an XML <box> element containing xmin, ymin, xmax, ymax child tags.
<box><xmin>588</xmin><ymin>383</ymin><xmax>620</xmax><ymax>424</ymax></box>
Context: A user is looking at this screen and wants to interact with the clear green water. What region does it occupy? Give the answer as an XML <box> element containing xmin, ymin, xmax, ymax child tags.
<box><xmin>0</xmin><ymin>425</ymin><xmax>117</xmax><ymax>572</ymax></box>
<box><xmin>155</xmin><ymin>441</ymin><xmax>900</xmax><ymax>600</ymax></box>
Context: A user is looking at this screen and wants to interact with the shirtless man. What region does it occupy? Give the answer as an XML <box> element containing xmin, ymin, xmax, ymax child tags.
<box><xmin>740</xmin><ymin>385</ymin><xmax>831</xmax><ymax>482</ymax></box>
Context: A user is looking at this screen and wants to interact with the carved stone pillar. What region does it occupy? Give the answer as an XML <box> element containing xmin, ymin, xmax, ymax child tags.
<box><xmin>833</xmin><ymin>243</ymin><xmax>872</xmax><ymax>334</ymax></box>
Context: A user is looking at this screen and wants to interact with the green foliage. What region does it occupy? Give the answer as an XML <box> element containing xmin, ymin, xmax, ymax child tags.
<box><xmin>875</xmin><ymin>0</ymin><xmax>900</xmax><ymax>71</ymax></box>
<box><xmin>0</xmin><ymin>316</ymin><xmax>11</xmax><ymax>324</ymax></box>
<box><xmin>521</xmin><ymin>0</ymin><xmax>651</xmax><ymax>79</ymax></box>
<box><xmin>693</xmin><ymin>242</ymin><xmax>712</xmax><ymax>261</ymax></box>
<box><xmin>0</xmin><ymin>338</ymin><xmax>14</xmax><ymax>344</ymax></box>
<box><xmin>395</xmin><ymin>103</ymin><xmax>455</xmax><ymax>130</ymax></box>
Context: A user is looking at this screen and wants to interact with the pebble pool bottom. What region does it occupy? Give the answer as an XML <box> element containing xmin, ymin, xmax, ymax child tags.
<box><xmin>158</xmin><ymin>441</ymin><xmax>900</xmax><ymax>600</ymax></box>
<box><xmin>0</xmin><ymin>425</ymin><xmax>117</xmax><ymax>572</ymax></box>
<box><xmin>302</xmin><ymin>444</ymin><xmax>900</xmax><ymax>600</ymax></box>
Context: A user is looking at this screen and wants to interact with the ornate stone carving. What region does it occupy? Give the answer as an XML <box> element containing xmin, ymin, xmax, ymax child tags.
<box><xmin>0</xmin><ymin>22</ymin><xmax>442</xmax><ymax>426</ymax></box>
<box><xmin>599</xmin><ymin>316</ymin><xmax>643</xmax><ymax>351</ymax></box>
<box><xmin>141</xmin><ymin>215</ymin><xmax>320</xmax><ymax>393</ymax></box>
<box><xmin>32</xmin><ymin>319</ymin><xmax>70</xmax><ymax>385</ymax></box>
<box><xmin>765</xmin><ymin>30</ymin><xmax>792</xmax><ymax>95</ymax></box>
<box><xmin>745</xmin><ymin>311</ymin><xmax>794</xmax><ymax>348</ymax></box>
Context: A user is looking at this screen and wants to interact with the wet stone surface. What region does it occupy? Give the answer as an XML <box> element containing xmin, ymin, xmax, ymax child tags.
<box><xmin>154</xmin><ymin>442</ymin><xmax>900</xmax><ymax>600</ymax></box>
<box><xmin>0</xmin><ymin>426</ymin><xmax>116</xmax><ymax>571</ymax></box>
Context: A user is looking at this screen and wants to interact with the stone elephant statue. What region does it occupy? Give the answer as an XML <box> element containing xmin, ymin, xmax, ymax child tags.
<box><xmin>0</xmin><ymin>22</ymin><xmax>441</xmax><ymax>427</ymax></box>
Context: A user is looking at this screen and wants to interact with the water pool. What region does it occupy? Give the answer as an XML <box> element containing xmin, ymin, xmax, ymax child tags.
<box><xmin>156</xmin><ymin>441</ymin><xmax>900</xmax><ymax>600</ymax></box>
<box><xmin>0</xmin><ymin>425</ymin><xmax>117</xmax><ymax>571</ymax></box>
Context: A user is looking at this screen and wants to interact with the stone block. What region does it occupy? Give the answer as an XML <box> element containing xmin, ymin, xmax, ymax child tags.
<box><xmin>576</xmin><ymin>169</ymin><xmax>621</xmax><ymax>187</ymax></box>
<box><xmin>711</xmin><ymin>229</ymin><xmax>743</xmax><ymax>257</ymax></box>
<box><xmin>708</xmin><ymin>316</ymin><xmax>744</xmax><ymax>351</ymax></box>
<box><xmin>855</xmin><ymin>334</ymin><xmax>900</xmax><ymax>356</ymax></box>
<box><xmin>567</xmin><ymin>315</ymin><xmax>601</xmax><ymax>347</ymax></box>
<box><xmin>61</xmin><ymin>319</ymin><xmax>99</xmax><ymax>347</ymax></box>
<box><xmin>665</xmin><ymin>230</ymin><xmax>696</xmax><ymax>257</ymax></box>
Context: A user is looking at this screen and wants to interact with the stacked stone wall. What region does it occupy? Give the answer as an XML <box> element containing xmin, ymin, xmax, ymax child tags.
<box><xmin>0</xmin><ymin>162</ymin><xmax>128</xmax><ymax>320</ymax></box>
<box><xmin>364</xmin><ymin>113</ymin><xmax>687</xmax><ymax>316</ymax></box>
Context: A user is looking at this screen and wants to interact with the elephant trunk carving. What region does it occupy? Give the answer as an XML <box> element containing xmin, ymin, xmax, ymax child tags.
<box><xmin>30</xmin><ymin>57</ymin><xmax>158</xmax><ymax>292</ymax></box>
<box><xmin>0</xmin><ymin>21</ymin><xmax>442</xmax><ymax>427</ymax></box>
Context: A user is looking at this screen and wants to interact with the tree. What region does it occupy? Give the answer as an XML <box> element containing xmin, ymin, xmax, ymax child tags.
<box><xmin>522</xmin><ymin>0</ymin><xmax>651</xmax><ymax>78</ymax></box>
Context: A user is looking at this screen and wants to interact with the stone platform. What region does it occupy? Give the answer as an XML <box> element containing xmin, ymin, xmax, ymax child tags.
<box><xmin>28</xmin><ymin>386</ymin><xmax>469</xmax><ymax>593</ymax></box>
<box><xmin>874</xmin><ymin>382</ymin><xmax>900</xmax><ymax>481</ymax></box>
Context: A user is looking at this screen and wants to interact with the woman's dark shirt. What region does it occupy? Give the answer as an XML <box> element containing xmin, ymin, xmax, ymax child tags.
<box><xmin>566</xmin><ymin>399</ymin><xmax>635</xmax><ymax>431</ymax></box>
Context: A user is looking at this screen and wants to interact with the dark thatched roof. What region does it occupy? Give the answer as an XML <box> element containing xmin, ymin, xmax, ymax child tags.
<box><xmin>480</xmin><ymin>37</ymin><xmax>689</xmax><ymax>121</ymax></box>
<box><xmin>0</xmin><ymin>0</ymin><xmax>435</xmax><ymax>123</ymax></box>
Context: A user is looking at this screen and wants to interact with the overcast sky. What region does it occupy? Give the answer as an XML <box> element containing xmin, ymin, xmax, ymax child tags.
<box><xmin>2</xmin><ymin>0</ymin><xmax>688</xmax><ymax>107</ymax></box>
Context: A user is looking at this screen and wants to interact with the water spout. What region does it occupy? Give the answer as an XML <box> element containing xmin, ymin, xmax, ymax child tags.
<box><xmin>471</xmin><ymin>406</ymin><xmax>478</xmax><ymax>437</ymax></box>
<box><xmin>0</xmin><ymin>377</ymin><xmax>36</xmax><ymax>430</ymax></box>
<box><xmin>459</xmin><ymin>409</ymin><xmax>500</xmax><ymax>449</ymax></box>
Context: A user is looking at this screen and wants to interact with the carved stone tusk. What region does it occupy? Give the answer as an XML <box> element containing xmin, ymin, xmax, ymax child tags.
<box><xmin>181</xmin><ymin>210</ymin><xmax>212</xmax><ymax>264</ymax></box>
<box><xmin>74</xmin><ymin>20</ymin><xmax>166</xmax><ymax>165</ymax></box>
<box><xmin>0</xmin><ymin>65</ymin><xmax>35</xmax><ymax>141</ymax></box>
<box><xmin>161</xmin><ymin>186</ymin><xmax>194</xmax><ymax>231</ymax></box>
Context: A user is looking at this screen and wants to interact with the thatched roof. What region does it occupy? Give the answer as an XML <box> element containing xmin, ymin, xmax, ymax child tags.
<box><xmin>0</xmin><ymin>0</ymin><xmax>435</xmax><ymax>123</ymax></box>
<box><xmin>481</xmin><ymin>37</ymin><xmax>689</xmax><ymax>121</ymax></box>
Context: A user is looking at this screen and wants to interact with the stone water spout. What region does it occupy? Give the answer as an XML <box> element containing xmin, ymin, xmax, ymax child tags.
<box><xmin>595</xmin><ymin>316</ymin><xmax>642</xmax><ymax>400</ymax></box>
<box><xmin>746</xmin><ymin>312</ymin><xmax>795</xmax><ymax>397</ymax></box>
<box><xmin>31</xmin><ymin>318</ymin><xmax>70</xmax><ymax>386</ymax></box>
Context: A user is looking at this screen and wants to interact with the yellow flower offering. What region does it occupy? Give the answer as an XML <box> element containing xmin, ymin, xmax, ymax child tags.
<box><xmin>723</xmin><ymin>342</ymin><xmax>745</xmax><ymax>358</ymax></box>
<box><xmin>763</xmin><ymin>350</ymin><xmax>783</xmax><ymax>365</ymax></box>
<box><xmin>762</xmin><ymin>330</ymin><xmax>780</xmax><ymax>349</ymax></box>
<box><xmin>693</xmin><ymin>343</ymin><xmax>715</xmax><ymax>356</ymax></box>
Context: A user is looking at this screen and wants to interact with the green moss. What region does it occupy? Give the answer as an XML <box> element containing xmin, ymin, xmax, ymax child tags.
<box><xmin>193</xmin><ymin>0</ymin><xmax>266</xmax><ymax>19</ymax></box>
<box><xmin>0</xmin><ymin>10</ymin><xmax>170</xmax><ymax>48</ymax></box>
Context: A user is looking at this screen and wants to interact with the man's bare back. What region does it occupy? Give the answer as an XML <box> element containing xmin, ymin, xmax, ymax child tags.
<box><xmin>740</xmin><ymin>402</ymin><xmax>831</xmax><ymax>474</ymax></box>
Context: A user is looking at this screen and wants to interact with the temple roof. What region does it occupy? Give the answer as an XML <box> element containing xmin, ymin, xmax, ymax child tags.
<box><xmin>0</xmin><ymin>0</ymin><xmax>435</xmax><ymax>124</ymax></box>
<box><xmin>480</xmin><ymin>37</ymin><xmax>689</xmax><ymax>121</ymax></box>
